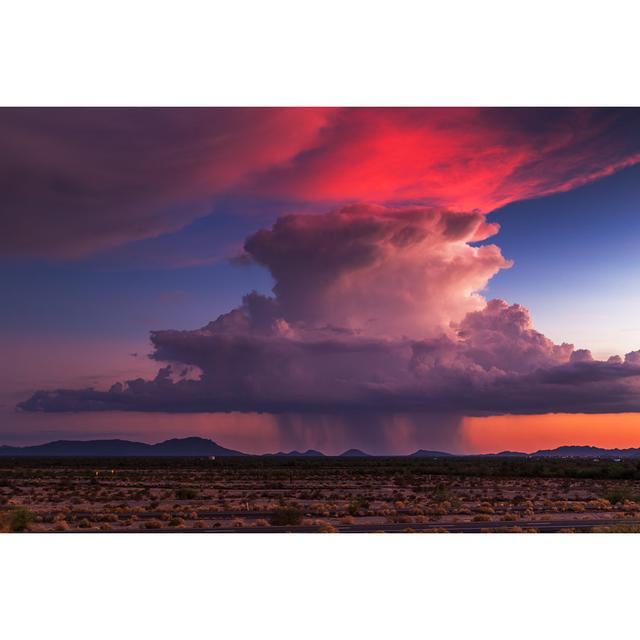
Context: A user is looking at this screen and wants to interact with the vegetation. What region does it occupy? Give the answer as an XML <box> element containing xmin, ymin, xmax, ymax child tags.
<box><xmin>269</xmin><ymin>506</ymin><xmax>303</xmax><ymax>526</ymax></box>
<box><xmin>601</xmin><ymin>486</ymin><xmax>635</xmax><ymax>505</ymax></box>
<box><xmin>2</xmin><ymin>456</ymin><xmax>640</xmax><ymax>533</ymax></box>
<box><xmin>175</xmin><ymin>488</ymin><xmax>198</xmax><ymax>500</ymax></box>
<box><xmin>9</xmin><ymin>507</ymin><xmax>34</xmax><ymax>532</ymax></box>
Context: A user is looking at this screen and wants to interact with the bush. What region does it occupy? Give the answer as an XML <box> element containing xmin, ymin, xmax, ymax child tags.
<box><xmin>10</xmin><ymin>508</ymin><xmax>34</xmax><ymax>532</ymax></box>
<box><xmin>269</xmin><ymin>507</ymin><xmax>303</xmax><ymax>527</ymax></box>
<box><xmin>348</xmin><ymin>498</ymin><xmax>370</xmax><ymax>516</ymax></box>
<box><xmin>175</xmin><ymin>488</ymin><xmax>198</xmax><ymax>500</ymax></box>
<box><xmin>602</xmin><ymin>487</ymin><xmax>633</xmax><ymax>505</ymax></box>
<box><xmin>472</xmin><ymin>514</ymin><xmax>491</xmax><ymax>522</ymax></box>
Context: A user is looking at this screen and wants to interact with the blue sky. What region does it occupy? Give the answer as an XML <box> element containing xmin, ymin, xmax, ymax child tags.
<box><xmin>484</xmin><ymin>163</ymin><xmax>640</xmax><ymax>356</ymax></box>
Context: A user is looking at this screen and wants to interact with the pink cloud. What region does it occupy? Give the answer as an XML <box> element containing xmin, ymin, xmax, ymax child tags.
<box><xmin>244</xmin><ymin>204</ymin><xmax>510</xmax><ymax>338</ymax></box>
<box><xmin>20</xmin><ymin>206</ymin><xmax>640</xmax><ymax>417</ymax></box>
<box><xmin>2</xmin><ymin>108</ymin><xmax>639</xmax><ymax>258</ymax></box>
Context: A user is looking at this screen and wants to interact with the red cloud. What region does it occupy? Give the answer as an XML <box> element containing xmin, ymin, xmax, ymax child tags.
<box><xmin>1</xmin><ymin>108</ymin><xmax>639</xmax><ymax>258</ymax></box>
<box><xmin>251</xmin><ymin>108</ymin><xmax>640</xmax><ymax>211</ymax></box>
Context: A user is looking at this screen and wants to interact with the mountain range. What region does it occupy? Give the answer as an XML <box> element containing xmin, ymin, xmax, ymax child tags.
<box><xmin>1</xmin><ymin>437</ymin><xmax>640</xmax><ymax>458</ymax></box>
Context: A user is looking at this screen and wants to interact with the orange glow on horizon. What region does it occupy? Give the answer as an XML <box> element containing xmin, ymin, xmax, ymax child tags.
<box><xmin>461</xmin><ymin>413</ymin><xmax>640</xmax><ymax>454</ymax></box>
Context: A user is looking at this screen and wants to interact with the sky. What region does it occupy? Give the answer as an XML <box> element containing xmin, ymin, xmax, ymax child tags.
<box><xmin>2</xmin><ymin>107</ymin><xmax>640</xmax><ymax>454</ymax></box>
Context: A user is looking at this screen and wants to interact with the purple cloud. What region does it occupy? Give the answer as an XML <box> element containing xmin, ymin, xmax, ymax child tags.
<box><xmin>20</xmin><ymin>206</ymin><xmax>640</xmax><ymax>417</ymax></box>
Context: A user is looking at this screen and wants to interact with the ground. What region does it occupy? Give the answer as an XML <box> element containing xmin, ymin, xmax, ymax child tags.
<box><xmin>2</xmin><ymin>457</ymin><xmax>640</xmax><ymax>533</ymax></box>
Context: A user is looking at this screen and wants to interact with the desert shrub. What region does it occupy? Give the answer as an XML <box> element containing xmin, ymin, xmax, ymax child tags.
<box><xmin>432</xmin><ymin>483</ymin><xmax>452</xmax><ymax>502</ymax></box>
<box><xmin>602</xmin><ymin>486</ymin><xmax>633</xmax><ymax>505</ymax></box>
<box><xmin>9</xmin><ymin>508</ymin><xmax>34</xmax><ymax>532</ymax></box>
<box><xmin>269</xmin><ymin>507</ymin><xmax>303</xmax><ymax>526</ymax></box>
<box><xmin>347</xmin><ymin>498</ymin><xmax>370</xmax><ymax>516</ymax></box>
<box><xmin>587</xmin><ymin>498</ymin><xmax>611</xmax><ymax>510</ymax></box>
<box><xmin>476</xmin><ymin>502</ymin><xmax>495</xmax><ymax>514</ymax></box>
<box><xmin>143</xmin><ymin>519</ymin><xmax>162</xmax><ymax>529</ymax></box>
<box><xmin>175</xmin><ymin>488</ymin><xmax>198</xmax><ymax>500</ymax></box>
<box><xmin>168</xmin><ymin>517</ymin><xmax>184</xmax><ymax>527</ymax></box>
<box><xmin>472</xmin><ymin>514</ymin><xmax>491</xmax><ymax>522</ymax></box>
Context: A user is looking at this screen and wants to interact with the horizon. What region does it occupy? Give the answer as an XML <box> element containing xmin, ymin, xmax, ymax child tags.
<box><xmin>2</xmin><ymin>108</ymin><xmax>640</xmax><ymax>453</ymax></box>
<box><xmin>3</xmin><ymin>433</ymin><xmax>640</xmax><ymax>458</ymax></box>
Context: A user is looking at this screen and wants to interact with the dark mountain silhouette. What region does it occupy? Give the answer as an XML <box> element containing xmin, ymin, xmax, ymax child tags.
<box><xmin>531</xmin><ymin>445</ymin><xmax>640</xmax><ymax>458</ymax></box>
<box><xmin>409</xmin><ymin>449</ymin><xmax>453</xmax><ymax>458</ymax></box>
<box><xmin>1</xmin><ymin>438</ymin><xmax>640</xmax><ymax>458</ymax></box>
<box><xmin>480</xmin><ymin>451</ymin><xmax>528</xmax><ymax>457</ymax></box>
<box><xmin>264</xmin><ymin>449</ymin><xmax>325</xmax><ymax>457</ymax></box>
<box><xmin>0</xmin><ymin>436</ymin><xmax>245</xmax><ymax>457</ymax></box>
<box><xmin>339</xmin><ymin>448</ymin><xmax>371</xmax><ymax>457</ymax></box>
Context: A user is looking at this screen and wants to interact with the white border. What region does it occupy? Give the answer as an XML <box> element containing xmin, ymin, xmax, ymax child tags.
<box><xmin>2</xmin><ymin>2</ymin><xmax>640</xmax><ymax>637</ymax></box>
<box><xmin>1</xmin><ymin>0</ymin><xmax>639</xmax><ymax>106</ymax></box>
<box><xmin>1</xmin><ymin>533</ymin><xmax>638</xmax><ymax>639</ymax></box>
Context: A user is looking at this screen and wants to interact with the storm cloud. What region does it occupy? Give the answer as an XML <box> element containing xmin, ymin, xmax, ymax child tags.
<box><xmin>20</xmin><ymin>205</ymin><xmax>640</xmax><ymax>417</ymax></box>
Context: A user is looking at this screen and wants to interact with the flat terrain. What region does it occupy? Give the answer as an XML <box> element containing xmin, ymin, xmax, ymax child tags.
<box><xmin>2</xmin><ymin>457</ymin><xmax>640</xmax><ymax>533</ymax></box>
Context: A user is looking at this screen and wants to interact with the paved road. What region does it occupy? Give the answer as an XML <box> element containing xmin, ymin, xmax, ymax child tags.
<box><xmin>55</xmin><ymin>517</ymin><xmax>640</xmax><ymax>533</ymax></box>
<box><xmin>67</xmin><ymin>505</ymin><xmax>614</xmax><ymax>521</ymax></box>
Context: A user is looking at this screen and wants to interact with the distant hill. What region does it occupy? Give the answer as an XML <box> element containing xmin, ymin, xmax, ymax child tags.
<box><xmin>339</xmin><ymin>449</ymin><xmax>371</xmax><ymax>457</ymax></box>
<box><xmin>531</xmin><ymin>445</ymin><xmax>640</xmax><ymax>458</ymax></box>
<box><xmin>0</xmin><ymin>436</ymin><xmax>245</xmax><ymax>457</ymax></box>
<box><xmin>409</xmin><ymin>449</ymin><xmax>453</xmax><ymax>458</ymax></box>
<box><xmin>263</xmin><ymin>449</ymin><xmax>325</xmax><ymax>457</ymax></box>
<box><xmin>481</xmin><ymin>451</ymin><xmax>528</xmax><ymax>457</ymax></box>
<box><xmin>2</xmin><ymin>438</ymin><xmax>640</xmax><ymax>458</ymax></box>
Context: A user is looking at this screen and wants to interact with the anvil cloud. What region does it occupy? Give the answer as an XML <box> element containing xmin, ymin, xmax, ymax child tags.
<box><xmin>2</xmin><ymin>108</ymin><xmax>640</xmax><ymax>258</ymax></box>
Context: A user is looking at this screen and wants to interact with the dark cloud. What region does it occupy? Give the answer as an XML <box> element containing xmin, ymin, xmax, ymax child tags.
<box><xmin>0</xmin><ymin>108</ymin><xmax>331</xmax><ymax>257</ymax></box>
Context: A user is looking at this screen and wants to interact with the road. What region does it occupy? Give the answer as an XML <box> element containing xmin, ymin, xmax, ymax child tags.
<box><xmin>53</xmin><ymin>517</ymin><xmax>640</xmax><ymax>533</ymax></box>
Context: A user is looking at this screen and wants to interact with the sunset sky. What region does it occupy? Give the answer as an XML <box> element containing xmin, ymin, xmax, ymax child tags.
<box><xmin>2</xmin><ymin>107</ymin><xmax>640</xmax><ymax>453</ymax></box>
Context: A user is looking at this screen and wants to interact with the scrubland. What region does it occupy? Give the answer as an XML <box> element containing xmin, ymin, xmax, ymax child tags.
<box><xmin>2</xmin><ymin>457</ymin><xmax>640</xmax><ymax>533</ymax></box>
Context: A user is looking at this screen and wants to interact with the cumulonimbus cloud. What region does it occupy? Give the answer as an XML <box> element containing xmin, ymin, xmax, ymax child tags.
<box><xmin>2</xmin><ymin>108</ymin><xmax>640</xmax><ymax>258</ymax></box>
<box><xmin>20</xmin><ymin>205</ymin><xmax>640</xmax><ymax>416</ymax></box>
